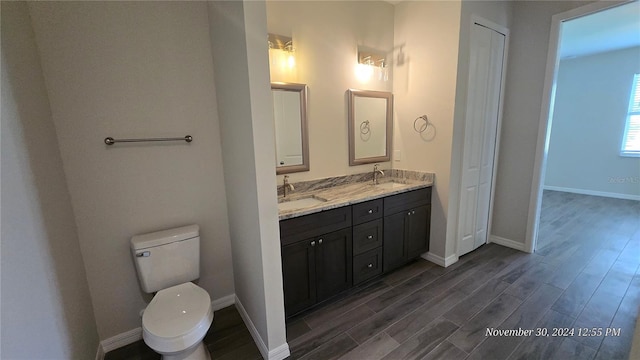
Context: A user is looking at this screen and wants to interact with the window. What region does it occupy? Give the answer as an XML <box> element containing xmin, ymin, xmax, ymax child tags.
<box><xmin>621</xmin><ymin>73</ymin><xmax>640</xmax><ymax>157</ymax></box>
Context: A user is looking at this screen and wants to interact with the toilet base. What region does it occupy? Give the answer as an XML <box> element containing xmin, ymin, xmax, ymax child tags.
<box><xmin>161</xmin><ymin>342</ymin><xmax>210</xmax><ymax>360</ymax></box>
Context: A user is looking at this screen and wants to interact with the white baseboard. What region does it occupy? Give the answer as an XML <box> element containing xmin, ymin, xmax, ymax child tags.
<box><xmin>95</xmin><ymin>342</ymin><xmax>105</xmax><ymax>360</ymax></box>
<box><xmin>489</xmin><ymin>235</ymin><xmax>526</xmax><ymax>251</ymax></box>
<box><xmin>100</xmin><ymin>327</ymin><xmax>142</xmax><ymax>354</ymax></box>
<box><xmin>212</xmin><ymin>293</ymin><xmax>236</xmax><ymax>311</ymax></box>
<box><xmin>268</xmin><ymin>342</ymin><xmax>291</xmax><ymax>360</ymax></box>
<box><xmin>544</xmin><ymin>185</ymin><xmax>640</xmax><ymax>201</ymax></box>
<box><xmin>97</xmin><ymin>293</ymin><xmax>237</xmax><ymax>358</ymax></box>
<box><xmin>422</xmin><ymin>252</ymin><xmax>459</xmax><ymax>267</ymax></box>
<box><xmin>234</xmin><ymin>296</ymin><xmax>290</xmax><ymax>360</ymax></box>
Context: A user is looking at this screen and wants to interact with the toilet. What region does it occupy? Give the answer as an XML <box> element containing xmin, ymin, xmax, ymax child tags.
<box><xmin>131</xmin><ymin>224</ymin><xmax>213</xmax><ymax>360</ymax></box>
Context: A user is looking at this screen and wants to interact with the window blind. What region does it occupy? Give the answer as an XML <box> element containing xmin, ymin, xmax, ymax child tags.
<box><xmin>621</xmin><ymin>73</ymin><xmax>640</xmax><ymax>156</ymax></box>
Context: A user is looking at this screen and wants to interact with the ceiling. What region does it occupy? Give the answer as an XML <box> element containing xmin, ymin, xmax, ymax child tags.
<box><xmin>560</xmin><ymin>1</ymin><xmax>640</xmax><ymax>59</ymax></box>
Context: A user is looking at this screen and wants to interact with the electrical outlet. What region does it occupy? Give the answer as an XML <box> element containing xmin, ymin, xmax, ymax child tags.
<box><xmin>394</xmin><ymin>150</ymin><xmax>402</xmax><ymax>161</ymax></box>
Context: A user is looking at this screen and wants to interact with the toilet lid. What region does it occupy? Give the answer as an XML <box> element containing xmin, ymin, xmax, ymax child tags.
<box><xmin>143</xmin><ymin>282</ymin><xmax>211</xmax><ymax>339</ymax></box>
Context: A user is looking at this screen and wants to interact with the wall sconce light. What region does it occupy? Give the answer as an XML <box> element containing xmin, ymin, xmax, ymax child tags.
<box><xmin>268</xmin><ymin>33</ymin><xmax>296</xmax><ymax>70</ymax></box>
<box><xmin>357</xmin><ymin>50</ymin><xmax>388</xmax><ymax>82</ymax></box>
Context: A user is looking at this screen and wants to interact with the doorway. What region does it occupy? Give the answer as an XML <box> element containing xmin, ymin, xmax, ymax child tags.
<box><xmin>528</xmin><ymin>1</ymin><xmax>640</xmax><ymax>252</ymax></box>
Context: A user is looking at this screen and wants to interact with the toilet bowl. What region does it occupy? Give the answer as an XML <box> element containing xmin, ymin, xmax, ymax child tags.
<box><xmin>142</xmin><ymin>282</ymin><xmax>213</xmax><ymax>360</ymax></box>
<box><xmin>131</xmin><ymin>225</ymin><xmax>213</xmax><ymax>360</ymax></box>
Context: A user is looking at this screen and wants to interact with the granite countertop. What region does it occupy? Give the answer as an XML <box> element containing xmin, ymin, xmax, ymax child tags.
<box><xmin>278</xmin><ymin>175</ymin><xmax>433</xmax><ymax>220</ymax></box>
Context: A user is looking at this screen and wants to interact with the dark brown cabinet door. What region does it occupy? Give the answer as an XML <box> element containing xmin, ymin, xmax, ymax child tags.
<box><xmin>407</xmin><ymin>205</ymin><xmax>430</xmax><ymax>259</ymax></box>
<box><xmin>281</xmin><ymin>239</ymin><xmax>316</xmax><ymax>317</ymax></box>
<box><xmin>315</xmin><ymin>228</ymin><xmax>353</xmax><ymax>301</ymax></box>
<box><xmin>383</xmin><ymin>211</ymin><xmax>408</xmax><ymax>273</ymax></box>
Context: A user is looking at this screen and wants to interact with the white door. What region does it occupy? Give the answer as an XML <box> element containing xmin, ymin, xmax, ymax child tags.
<box><xmin>458</xmin><ymin>22</ymin><xmax>506</xmax><ymax>256</ymax></box>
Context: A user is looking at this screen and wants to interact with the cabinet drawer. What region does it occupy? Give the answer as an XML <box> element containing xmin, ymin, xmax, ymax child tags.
<box><xmin>383</xmin><ymin>188</ymin><xmax>431</xmax><ymax>215</ymax></box>
<box><xmin>352</xmin><ymin>219</ymin><xmax>382</xmax><ymax>255</ymax></box>
<box><xmin>352</xmin><ymin>199</ymin><xmax>383</xmax><ymax>225</ymax></box>
<box><xmin>280</xmin><ymin>207</ymin><xmax>352</xmax><ymax>246</ymax></box>
<box><xmin>353</xmin><ymin>248</ymin><xmax>383</xmax><ymax>285</ymax></box>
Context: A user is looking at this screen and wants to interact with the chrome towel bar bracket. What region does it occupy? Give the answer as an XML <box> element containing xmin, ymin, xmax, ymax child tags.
<box><xmin>104</xmin><ymin>135</ymin><xmax>193</xmax><ymax>145</ymax></box>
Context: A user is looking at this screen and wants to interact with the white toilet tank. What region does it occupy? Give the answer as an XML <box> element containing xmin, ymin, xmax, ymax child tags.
<box><xmin>131</xmin><ymin>224</ymin><xmax>200</xmax><ymax>293</ymax></box>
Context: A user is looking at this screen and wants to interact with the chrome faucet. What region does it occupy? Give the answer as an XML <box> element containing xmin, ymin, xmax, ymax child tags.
<box><xmin>283</xmin><ymin>175</ymin><xmax>295</xmax><ymax>197</ymax></box>
<box><xmin>373</xmin><ymin>164</ymin><xmax>384</xmax><ymax>185</ymax></box>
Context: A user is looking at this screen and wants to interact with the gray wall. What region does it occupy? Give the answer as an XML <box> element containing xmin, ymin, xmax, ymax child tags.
<box><xmin>0</xmin><ymin>2</ymin><xmax>99</xmax><ymax>358</ymax></box>
<box><xmin>27</xmin><ymin>1</ymin><xmax>235</xmax><ymax>339</ymax></box>
<box><xmin>491</xmin><ymin>1</ymin><xmax>594</xmax><ymax>243</ymax></box>
<box><xmin>545</xmin><ymin>47</ymin><xmax>640</xmax><ymax>198</ymax></box>
<box><xmin>207</xmin><ymin>0</ymin><xmax>287</xmax><ymax>354</ymax></box>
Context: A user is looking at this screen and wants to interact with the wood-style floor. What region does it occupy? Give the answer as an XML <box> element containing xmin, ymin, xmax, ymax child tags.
<box><xmin>105</xmin><ymin>190</ymin><xmax>640</xmax><ymax>360</ymax></box>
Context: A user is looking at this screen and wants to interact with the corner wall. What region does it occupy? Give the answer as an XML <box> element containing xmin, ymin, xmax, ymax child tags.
<box><xmin>1</xmin><ymin>2</ymin><xmax>99</xmax><ymax>358</ymax></box>
<box><xmin>545</xmin><ymin>47</ymin><xmax>640</xmax><ymax>199</ymax></box>
<box><xmin>393</xmin><ymin>0</ymin><xmax>462</xmax><ymax>259</ymax></box>
<box><xmin>27</xmin><ymin>1</ymin><xmax>235</xmax><ymax>340</ymax></box>
<box><xmin>207</xmin><ymin>1</ymin><xmax>288</xmax><ymax>358</ymax></box>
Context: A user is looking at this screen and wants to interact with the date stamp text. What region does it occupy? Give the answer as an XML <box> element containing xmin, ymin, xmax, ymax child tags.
<box><xmin>485</xmin><ymin>327</ymin><xmax>622</xmax><ymax>337</ymax></box>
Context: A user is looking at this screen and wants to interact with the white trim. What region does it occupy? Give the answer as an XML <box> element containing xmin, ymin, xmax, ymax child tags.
<box><xmin>99</xmin><ymin>294</ymin><xmax>237</xmax><ymax>355</ymax></box>
<box><xmin>234</xmin><ymin>296</ymin><xmax>290</xmax><ymax>360</ymax></box>
<box><xmin>543</xmin><ymin>186</ymin><xmax>640</xmax><ymax>201</ymax></box>
<box><xmin>489</xmin><ymin>235</ymin><xmax>526</xmax><ymax>252</ymax></box>
<box><xmin>234</xmin><ymin>296</ymin><xmax>267</xmax><ymax>358</ymax></box>
<box><xmin>100</xmin><ymin>327</ymin><xmax>142</xmax><ymax>353</ymax></box>
<box><xmin>526</xmin><ymin>0</ymin><xmax>638</xmax><ymax>254</ymax></box>
<box><xmin>95</xmin><ymin>343</ymin><xmax>105</xmax><ymax>360</ymax></box>
<box><xmin>211</xmin><ymin>293</ymin><xmax>236</xmax><ymax>311</ymax></box>
<box><xmin>422</xmin><ymin>252</ymin><xmax>459</xmax><ymax>267</ymax></box>
<box><xmin>268</xmin><ymin>343</ymin><xmax>291</xmax><ymax>360</ymax></box>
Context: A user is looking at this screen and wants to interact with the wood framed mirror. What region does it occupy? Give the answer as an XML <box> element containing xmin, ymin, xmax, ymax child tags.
<box><xmin>347</xmin><ymin>89</ymin><xmax>393</xmax><ymax>166</ymax></box>
<box><xmin>272</xmin><ymin>82</ymin><xmax>309</xmax><ymax>174</ymax></box>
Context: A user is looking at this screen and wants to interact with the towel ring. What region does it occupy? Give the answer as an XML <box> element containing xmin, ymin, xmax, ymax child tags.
<box><xmin>413</xmin><ymin>115</ymin><xmax>430</xmax><ymax>133</ymax></box>
<box><xmin>360</xmin><ymin>120</ymin><xmax>371</xmax><ymax>135</ymax></box>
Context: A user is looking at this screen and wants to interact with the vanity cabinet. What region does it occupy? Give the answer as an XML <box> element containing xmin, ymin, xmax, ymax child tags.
<box><xmin>280</xmin><ymin>208</ymin><xmax>353</xmax><ymax>317</ymax></box>
<box><xmin>280</xmin><ymin>187</ymin><xmax>431</xmax><ymax>317</ymax></box>
<box><xmin>383</xmin><ymin>189</ymin><xmax>431</xmax><ymax>273</ymax></box>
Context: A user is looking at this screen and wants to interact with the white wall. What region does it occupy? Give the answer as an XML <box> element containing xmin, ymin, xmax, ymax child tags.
<box><xmin>266</xmin><ymin>1</ymin><xmax>395</xmax><ymax>183</ymax></box>
<box><xmin>0</xmin><ymin>2</ymin><xmax>99</xmax><ymax>358</ymax></box>
<box><xmin>27</xmin><ymin>2</ymin><xmax>235</xmax><ymax>340</ymax></box>
<box><xmin>208</xmin><ymin>1</ymin><xmax>288</xmax><ymax>356</ymax></box>
<box><xmin>448</xmin><ymin>1</ymin><xmax>512</xmax><ymax>257</ymax></box>
<box><xmin>393</xmin><ymin>0</ymin><xmax>462</xmax><ymax>258</ymax></box>
<box><xmin>491</xmin><ymin>0</ymin><xmax>594</xmax><ymax>244</ymax></box>
<box><xmin>545</xmin><ymin>47</ymin><xmax>640</xmax><ymax>198</ymax></box>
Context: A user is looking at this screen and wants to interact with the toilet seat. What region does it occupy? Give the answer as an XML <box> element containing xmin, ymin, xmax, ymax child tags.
<box><xmin>142</xmin><ymin>282</ymin><xmax>213</xmax><ymax>354</ymax></box>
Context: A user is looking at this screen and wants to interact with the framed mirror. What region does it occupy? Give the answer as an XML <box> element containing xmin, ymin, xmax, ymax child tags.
<box><xmin>272</xmin><ymin>82</ymin><xmax>309</xmax><ymax>174</ymax></box>
<box><xmin>347</xmin><ymin>89</ymin><xmax>393</xmax><ymax>166</ymax></box>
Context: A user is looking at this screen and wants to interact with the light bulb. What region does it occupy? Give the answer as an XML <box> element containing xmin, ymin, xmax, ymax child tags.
<box><xmin>287</xmin><ymin>53</ymin><xmax>295</xmax><ymax>68</ymax></box>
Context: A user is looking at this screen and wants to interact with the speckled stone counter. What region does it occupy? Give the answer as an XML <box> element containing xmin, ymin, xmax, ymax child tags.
<box><xmin>278</xmin><ymin>170</ymin><xmax>434</xmax><ymax>220</ymax></box>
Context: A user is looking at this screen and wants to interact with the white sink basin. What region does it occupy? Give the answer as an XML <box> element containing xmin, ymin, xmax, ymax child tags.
<box><xmin>278</xmin><ymin>197</ymin><xmax>326</xmax><ymax>211</ymax></box>
<box><xmin>375</xmin><ymin>182</ymin><xmax>407</xmax><ymax>190</ymax></box>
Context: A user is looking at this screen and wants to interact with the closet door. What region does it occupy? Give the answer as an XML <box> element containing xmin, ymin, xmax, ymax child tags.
<box><xmin>458</xmin><ymin>22</ymin><xmax>506</xmax><ymax>256</ymax></box>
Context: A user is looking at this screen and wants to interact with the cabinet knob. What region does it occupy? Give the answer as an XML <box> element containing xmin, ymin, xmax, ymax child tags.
<box><xmin>367</xmin><ymin>263</ymin><xmax>373</xmax><ymax>268</ymax></box>
<box><xmin>311</xmin><ymin>241</ymin><xmax>316</xmax><ymax>247</ymax></box>
<box><xmin>318</xmin><ymin>238</ymin><xmax>323</xmax><ymax>245</ymax></box>
<box><xmin>367</xmin><ymin>235</ymin><xmax>373</xmax><ymax>239</ymax></box>
<box><xmin>368</xmin><ymin>209</ymin><xmax>373</xmax><ymax>214</ymax></box>
<box><xmin>407</xmin><ymin>212</ymin><xmax>411</xmax><ymax>216</ymax></box>
<box><xmin>412</xmin><ymin>210</ymin><xmax>415</xmax><ymax>215</ymax></box>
